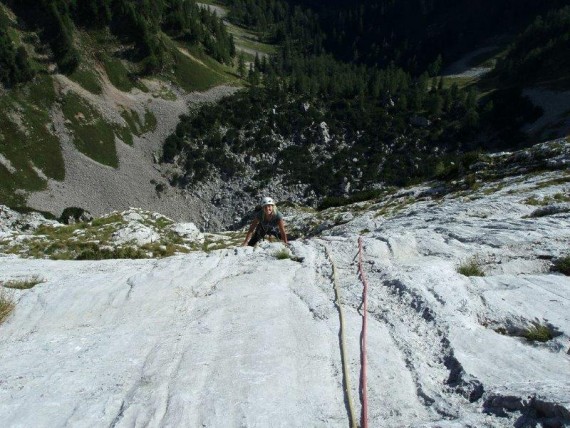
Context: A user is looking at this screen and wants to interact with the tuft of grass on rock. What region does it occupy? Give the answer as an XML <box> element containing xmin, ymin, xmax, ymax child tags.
<box><xmin>2</xmin><ymin>275</ymin><xmax>44</xmax><ymax>289</ymax></box>
<box><xmin>274</xmin><ymin>249</ymin><xmax>291</xmax><ymax>260</ymax></box>
<box><xmin>458</xmin><ymin>257</ymin><xmax>485</xmax><ymax>277</ymax></box>
<box><xmin>523</xmin><ymin>323</ymin><xmax>553</xmax><ymax>342</ymax></box>
<box><xmin>75</xmin><ymin>245</ymin><xmax>148</xmax><ymax>260</ymax></box>
<box><xmin>552</xmin><ymin>255</ymin><xmax>570</xmax><ymax>276</ymax></box>
<box><xmin>0</xmin><ymin>288</ymin><xmax>15</xmax><ymax>325</ymax></box>
<box><xmin>525</xmin><ymin>192</ymin><xmax>570</xmax><ymax>206</ymax></box>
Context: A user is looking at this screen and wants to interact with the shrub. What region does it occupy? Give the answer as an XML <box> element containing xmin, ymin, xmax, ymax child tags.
<box><xmin>0</xmin><ymin>288</ymin><xmax>15</xmax><ymax>325</ymax></box>
<box><xmin>318</xmin><ymin>189</ymin><xmax>383</xmax><ymax>210</ymax></box>
<box><xmin>274</xmin><ymin>249</ymin><xmax>291</xmax><ymax>260</ymax></box>
<box><xmin>458</xmin><ymin>257</ymin><xmax>485</xmax><ymax>277</ymax></box>
<box><xmin>76</xmin><ymin>245</ymin><xmax>148</xmax><ymax>260</ymax></box>
<box><xmin>60</xmin><ymin>206</ymin><xmax>92</xmax><ymax>224</ymax></box>
<box><xmin>523</xmin><ymin>323</ymin><xmax>553</xmax><ymax>342</ymax></box>
<box><xmin>552</xmin><ymin>255</ymin><xmax>570</xmax><ymax>276</ymax></box>
<box><xmin>2</xmin><ymin>275</ymin><xmax>44</xmax><ymax>289</ymax></box>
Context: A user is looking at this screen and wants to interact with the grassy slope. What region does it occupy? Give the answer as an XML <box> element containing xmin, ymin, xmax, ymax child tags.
<box><xmin>0</xmin><ymin>6</ymin><xmax>244</xmax><ymax>209</ymax></box>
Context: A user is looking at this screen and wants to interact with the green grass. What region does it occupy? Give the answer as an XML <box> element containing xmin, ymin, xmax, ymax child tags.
<box><xmin>374</xmin><ymin>197</ymin><xmax>414</xmax><ymax>218</ymax></box>
<box><xmin>69</xmin><ymin>67</ymin><xmax>103</xmax><ymax>95</ymax></box>
<box><xmin>0</xmin><ymin>210</ymin><xmax>201</xmax><ymax>260</ymax></box>
<box><xmin>525</xmin><ymin>196</ymin><xmax>544</xmax><ymax>206</ymax></box>
<box><xmin>170</xmin><ymin>44</ymin><xmax>231</xmax><ymax>92</ymax></box>
<box><xmin>493</xmin><ymin>322</ymin><xmax>556</xmax><ymax>343</ymax></box>
<box><xmin>525</xmin><ymin>192</ymin><xmax>570</xmax><ymax>206</ymax></box>
<box><xmin>143</xmin><ymin>109</ymin><xmax>157</xmax><ymax>133</ymax></box>
<box><xmin>91</xmin><ymin>213</ymin><xmax>123</xmax><ymax>227</ymax></box>
<box><xmin>224</xmin><ymin>20</ymin><xmax>274</xmax><ymax>52</ymax></box>
<box><xmin>0</xmin><ymin>5</ymin><xmax>11</xmax><ymax>27</ymax></box>
<box><xmin>0</xmin><ymin>21</ymin><xmax>237</xmax><ymax>206</ymax></box>
<box><xmin>2</xmin><ymin>275</ymin><xmax>44</xmax><ymax>289</ymax></box>
<box><xmin>0</xmin><ymin>74</ymin><xmax>65</xmax><ymax>205</ymax></box>
<box><xmin>458</xmin><ymin>257</ymin><xmax>485</xmax><ymax>277</ymax></box>
<box><xmin>102</xmin><ymin>55</ymin><xmax>135</xmax><ymax>92</ymax></box>
<box><xmin>440</xmin><ymin>75</ymin><xmax>478</xmax><ymax>90</ymax></box>
<box><xmin>114</xmin><ymin>123</ymin><xmax>134</xmax><ymax>146</ymax></box>
<box><xmin>26</xmin><ymin>74</ymin><xmax>57</xmax><ymax>108</ymax></box>
<box><xmin>534</xmin><ymin>175</ymin><xmax>570</xmax><ymax>189</ymax></box>
<box><xmin>273</xmin><ymin>248</ymin><xmax>291</xmax><ymax>260</ymax></box>
<box><xmin>523</xmin><ymin>323</ymin><xmax>553</xmax><ymax>342</ymax></box>
<box><xmin>61</xmin><ymin>91</ymin><xmax>119</xmax><ymax>168</ymax></box>
<box><xmin>319</xmin><ymin>190</ymin><xmax>383</xmax><ymax>211</ymax></box>
<box><xmin>0</xmin><ymin>288</ymin><xmax>15</xmax><ymax>325</ymax></box>
<box><xmin>120</xmin><ymin>108</ymin><xmax>157</xmax><ymax>140</ymax></box>
<box><xmin>86</xmin><ymin>29</ymin><xmax>140</xmax><ymax>93</ymax></box>
<box><xmin>75</xmin><ymin>244</ymin><xmax>149</xmax><ymax>260</ymax></box>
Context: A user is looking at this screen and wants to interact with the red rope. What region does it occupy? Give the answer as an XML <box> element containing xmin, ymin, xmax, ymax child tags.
<box><xmin>358</xmin><ymin>236</ymin><xmax>369</xmax><ymax>428</ymax></box>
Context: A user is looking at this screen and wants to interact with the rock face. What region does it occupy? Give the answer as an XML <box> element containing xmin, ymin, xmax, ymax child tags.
<box><xmin>0</xmin><ymin>160</ymin><xmax>569</xmax><ymax>426</ymax></box>
<box><xmin>0</xmin><ymin>206</ymin><xmax>59</xmax><ymax>238</ymax></box>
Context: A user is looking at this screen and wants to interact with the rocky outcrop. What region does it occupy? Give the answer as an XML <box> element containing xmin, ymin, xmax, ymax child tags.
<box><xmin>1</xmin><ymin>159</ymin><xmax>569</xmax><ymax>427</ymax></box>
<box><xmin>0</xmin><ymin>206</ymin><xmax>59</xmax><ymax>238</ymax></box>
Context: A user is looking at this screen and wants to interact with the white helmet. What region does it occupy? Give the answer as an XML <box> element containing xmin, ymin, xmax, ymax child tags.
<box><xmin>260</xmin><ymin>196</ymin><xmax>275</xmax><ymax>206</ymax></box>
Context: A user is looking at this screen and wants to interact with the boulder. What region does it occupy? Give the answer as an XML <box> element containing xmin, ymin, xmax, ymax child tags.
<box><xmin>60</xmin><ymin>207</ymin><xmax>93</xmax><ymax>225</ymax></box>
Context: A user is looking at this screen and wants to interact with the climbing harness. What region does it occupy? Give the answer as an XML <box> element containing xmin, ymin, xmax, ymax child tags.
<box><xmin>324</xmin><ymin>244</ymin><xmax>358</xmax><ymax>428</ymax></box>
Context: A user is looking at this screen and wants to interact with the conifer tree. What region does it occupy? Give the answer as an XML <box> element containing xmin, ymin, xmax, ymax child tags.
<box><xmin>237</xmin><ymin>52</ymin><xmax>246</xmax><ymax>78</ymax></box>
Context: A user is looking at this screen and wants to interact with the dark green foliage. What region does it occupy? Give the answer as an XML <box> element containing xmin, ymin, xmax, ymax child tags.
<box><xmin>72</xmin><ymin>0</ymin><xmax>113</xmax><ymax>28</ymax></box>
<box><xmin>523</xmin><ymin>324</ymin><xmax>553</xmax><ymax>342</ymax></box>
<box><xmin>479</xmin><ymin>88</ymin><xmax>543</xmax><ymax>150</ymax></box>
<box><xmin>552</xmin><ymin>255</ymin><xmax>570</xmax><ymax>276</ymax></box>
<box><xmin>0</xmin><ymin>288</ymin><xmax>15</xmax><ymax>325</ymax></box>
<box><xmin>430</xmin><ymin>152</ymin><xmax>483</xmax><ymax>181</ymax></box>
<box><xmin>48</xmin><ymin>2</ymin><xmax>80</xmax><ymax>73</ymax></box>
<box><xmin>160</xmin><ymin>15</ymin><xmax>490</xmax><ymax>196</ymax></box>
<box><xmin>225</xmin><ymin>0</ymin><xmax>565</xmax><ymax>73</ymax></box>
<box><xmin>162</xmin><ymin>134</ymin><xmax>183</xmax><ymax>163</ymax></box>
<box><xmin>458</xmin><ymin>257</ymin><xmax>485</xmax><ymax>277</ymax></box>
<box><xmin>494</xmin><ymin>6</ymin><xmax>570</xmax><ymax>86</ymax></box>
<box><xmin>0</xmin><ymin>20</ymin><xmax>35</xmax><ymax>86</ymax></box>
<box><xmin>2</xmin><ymin>0</ymin><xmax>234</xmax><ymax>76</ymax></box>
<box><xmin>75</xmin><ymin>244</ymin><xmax>148</xmax><ymax>260</ymax></box>
<box><xmin>318</xmin><ymin>190</ymin><xmax>384</xmax><ymax>211</ymax></box>
<box><xmin>4</xmin><ymin>0</ymin><xmax>81</xmax><ymax>73</ymax></box>
<box><xmin>162</xmin><ymin>47</ymin><xmax>485</xmax><ymax>196</ymax></box>
<box><xmin>273</xmin><ymin>248</ymin><xmax>291</xmax><ymax>260</ymax></box>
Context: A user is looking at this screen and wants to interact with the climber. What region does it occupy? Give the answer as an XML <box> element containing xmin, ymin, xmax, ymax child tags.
<box><xmin>243</xmin><ymin>196</ymin><xmax>288</xmax><ymax>247</ymax></box>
